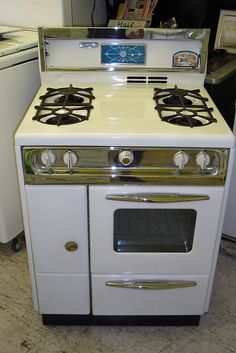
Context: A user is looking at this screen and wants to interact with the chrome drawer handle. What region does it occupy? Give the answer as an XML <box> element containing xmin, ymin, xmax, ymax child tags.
<box><xmin>105</xmin><ymin>280</ymin><xmax>197</xmax><ymax>290</ymax></box>
<box><xmin>105</xmin><ymin>193</ymin><xmax>209</xmax><ymax>203</ymax></box>
<box><xmin>65</xmin><ymin>241</ymin><xmax>79</xmax><ymax>252</ymax></box>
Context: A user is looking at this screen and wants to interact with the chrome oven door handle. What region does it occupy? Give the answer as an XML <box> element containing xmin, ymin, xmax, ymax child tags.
<box><xmin>105</xmin><ymin>193</ymin><xmax>209</xmax><ymax>203</ymax></box>
<box><xmin>105</xmin><ymin>280</ymin><xmax>197</xmax><ymax>290</ymax></box>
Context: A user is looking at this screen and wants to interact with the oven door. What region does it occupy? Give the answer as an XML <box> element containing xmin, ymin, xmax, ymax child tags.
<box><xmin>90</xmin><ymin>185</ymin><xmax>223</xmax><ymax>315</ymax></box>
<box><xmin>89</xmin><ymin>185</ymin><xmax>224</xmax><ymax>275</ymax></box>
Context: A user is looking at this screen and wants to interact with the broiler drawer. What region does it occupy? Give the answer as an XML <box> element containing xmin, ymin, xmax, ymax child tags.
<box><xmin>91</xmin><ymin>274</ymin><xmax>209</xmax><ymax>316</ymax></box>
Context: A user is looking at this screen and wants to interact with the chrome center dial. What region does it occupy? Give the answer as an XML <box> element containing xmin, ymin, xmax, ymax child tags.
<box><xmin>118</xmin><ymin>150</ymin><xmax>134</xmax><ymax>166</ymax></box>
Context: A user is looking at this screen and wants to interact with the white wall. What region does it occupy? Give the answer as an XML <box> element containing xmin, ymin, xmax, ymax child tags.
<box><xmin>0</xmin><ymin>0</ymin><xmax>72</xmax><ymax>28</ymax></box>
<box><xmin>72</xmin><ymin>0</ymin><xmax>107</xmax><ymax>26</ymax></box>
<box><xmin>0</xmin><ymin>0</ymin><xmax>107</xmax><ymax>28</ymax></box>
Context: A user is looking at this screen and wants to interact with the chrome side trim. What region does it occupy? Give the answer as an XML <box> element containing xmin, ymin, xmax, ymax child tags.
<box><xmin>105</xmin><ymin>280</ymin><xmax>197</xmax><ymax>290</ymax></box>
<box><xmin>105</xmin><ymin>193</ymin><xmax>209</xmax><ymax>203</ymax></box>
<box><xmin>38</xmin><ymin>27</ymin><xmax>46</xmax><ymax>73</ymax></box>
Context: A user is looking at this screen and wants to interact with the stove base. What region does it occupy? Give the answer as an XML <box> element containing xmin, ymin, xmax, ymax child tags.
<box><xmin>42</xmin><ymin>314</ymin><xmax>200</xmax><ymax>326</ymax></box>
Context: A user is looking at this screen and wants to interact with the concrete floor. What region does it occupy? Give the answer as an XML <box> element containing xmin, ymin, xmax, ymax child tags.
<box><xmin>0</xmin><ymin>239</ymin><xmax>235</xmax><ymax>353</ymax></box>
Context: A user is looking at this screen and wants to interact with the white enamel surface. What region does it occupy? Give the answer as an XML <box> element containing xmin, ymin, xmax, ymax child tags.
<box><xmin>36</xmin><ymin>274</ymin><xmax>90</xmax><ymax>314</ymax></box>
<box><xmin>0</xmin><ymin>26</ymin><xmax>20</xmax><ymax>34</ymax></box>
<box><xmin>24</xmin><ymin>184</ymin><xmax>90</xmax><ymax>314</ymax></box>
<box><xmin>0</xmin><ymin>59</ymin><xmax>40</xmax><ymax>243</ymax></box>
<box><xmin>40</xmin><ymin>70</ymin><xmax>205</xmax><ymax>85</ymax></box>
<box><xmin>0</xmin><ymin>29</ymin><xmax>38</xmax><ymax>64</ymax></box>
<box><xmin>15</xmin><ymin>147</ymin><xmax>39</xmax><ymax>310</ymax></box>
<box><xmin>0</xmin><ymin>29</ymin><xmax>38</xmax><ymax>69</ymax></box>
<box><xmin>92</xmin><ymin>274</ymin><xmax>209</xmax><ymax>315</ymax></box>
<box><xmin>25</xmin><ymin>186</ymin><xmax>89</xmax><ymax>274</ymax></box>
<box><xmin>223</xmin><ymin>108</ymin><xmax>236</xmax><ymax>239</ymax></box>
<box><xmin>3</xmin><ymin>29</ymin><xmax>38</xmax><ymax>49</ymax></box>
<box><xmin>89</xmin><ymin>185</ymin><xmax>224</xmax><ymax>275</ymax></box>
<box><xmin>15</xmin><ymin>82</ymin><xmax>235</xmax><ymax>147</ymax></box>
<box><xmin>0</xmin><ymin>47</ymin><xmax>38</xmax><ymax>70</ymax></box>
<box><xmin>223</xmin><ymin>153</ymin><xmax>236</xmax><ymax>238</ymax></box>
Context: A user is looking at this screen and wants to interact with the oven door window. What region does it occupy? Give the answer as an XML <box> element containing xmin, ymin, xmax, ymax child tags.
<box><xmin>114</xmin><ymin>209</ymin><xmax>196</xmax><ymax>253</ymax></box>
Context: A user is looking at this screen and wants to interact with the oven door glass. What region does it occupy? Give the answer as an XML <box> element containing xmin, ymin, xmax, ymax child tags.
<box><xmin>114</xmin><ymin>208</ymin><xmax>196</xmax><ymax>252</ymax></box>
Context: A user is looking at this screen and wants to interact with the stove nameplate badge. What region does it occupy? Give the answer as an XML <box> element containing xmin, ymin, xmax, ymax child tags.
<box><xmin>101</xmin><ymin>44</ymin><xmax>145</xmax><ymax>64</ymax></box>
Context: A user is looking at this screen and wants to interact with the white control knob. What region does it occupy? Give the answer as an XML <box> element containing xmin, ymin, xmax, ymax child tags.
<box><xmin>118</xmin><ymin>150</ymin><xmax>134</xmax><ymax>166</ymax></box>
<box><xmin>40</xmin><ymin>150</ymin><xmax>56</xmax><ymax>169</ymax></box>
<box><xmin>173</xmin><ymin>151</ymin><xmax>189</xmax><ymax>170</ymax></box>
<box><xmin>63</xmin><ymin>151</ymin><xmax>78</xmax><ymax>169</ymax></box>
<box><xmin>196</xmin><ymin>151</ymin><xmax>210</xmax><ymax>170</ymax></box>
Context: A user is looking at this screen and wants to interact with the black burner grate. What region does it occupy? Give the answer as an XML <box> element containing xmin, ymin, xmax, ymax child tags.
<box><xmin>153</xmin><ymin>85</ymin><xmax>217</xmax><ymax>127</ymax></box>
<box><xmin>33</xmin><ymin>84</ymin><xmax>95</xmax><ymax>126</ymax></box>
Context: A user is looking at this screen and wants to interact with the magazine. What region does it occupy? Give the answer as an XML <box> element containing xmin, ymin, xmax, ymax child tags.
<box><xmin>117</xmin><ymin>0</ymin><xmax>158</xmax><ymax>21</ymax></box>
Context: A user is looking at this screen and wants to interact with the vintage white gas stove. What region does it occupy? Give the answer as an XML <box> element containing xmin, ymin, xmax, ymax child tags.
<box><xmin>15</xmin><ymin>27</ymin><xmax>235</xmax><ymax>326</ymax></box>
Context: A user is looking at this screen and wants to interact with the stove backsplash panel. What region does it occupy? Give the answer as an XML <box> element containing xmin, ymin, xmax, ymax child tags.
<box><xmin>39</xmin><ymin>27</ymin><xmax>209</xmax><ymax>75</ymax></box>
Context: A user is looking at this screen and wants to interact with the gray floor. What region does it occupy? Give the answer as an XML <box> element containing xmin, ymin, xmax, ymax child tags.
<box><xmin>0</xmin><ymin>239</ymin><xmax>235</xmax><ymax>353</ymax></box>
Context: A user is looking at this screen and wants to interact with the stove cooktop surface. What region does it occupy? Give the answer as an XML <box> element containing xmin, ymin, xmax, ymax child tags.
<box><xmin>15</xmin><ymin>82</ymin><xmax>235</xmax><ymax>148</ymax></box>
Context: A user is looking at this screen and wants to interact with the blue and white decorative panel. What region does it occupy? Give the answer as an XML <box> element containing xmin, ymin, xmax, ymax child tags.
<box><xmin>101</xmin><ymin>44</ymin><xmax>145</xmax><ymax>65</ymax></box>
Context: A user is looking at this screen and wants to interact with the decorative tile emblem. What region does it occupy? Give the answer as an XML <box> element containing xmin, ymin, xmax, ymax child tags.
<box><xmin>173</xmin><ymin>51</ymin><xmax>200</xmax><ymax>68</ymax></box>
<box><xmin>101</xmin><ymin>44</ymin><xmax>145</xmax><ymax>64</ymax></box>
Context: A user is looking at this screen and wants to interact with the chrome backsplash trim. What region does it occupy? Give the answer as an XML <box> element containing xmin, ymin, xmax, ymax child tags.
<box><xmin>38</xmin><ymin>27</ymin><xmax>210</xmax><ymax>74</ymax></box>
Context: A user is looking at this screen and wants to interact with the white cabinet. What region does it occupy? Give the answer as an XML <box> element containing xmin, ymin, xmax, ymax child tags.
<box><xmin>26</xmin><ymin>185</ymin><xmax>90</xmax><ymax>314</ymax></box>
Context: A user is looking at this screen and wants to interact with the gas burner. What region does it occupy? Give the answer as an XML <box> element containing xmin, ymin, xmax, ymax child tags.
<box><xmin>168</xmin><ymin>116</ymin><xmax>204</xmax><ymax>127</ymax></box>
<box><xmin>153</xmin><ymin>86</ymin><xmax>217</xmax><ymax>128</ymax></box>
<box><xmin>54</xmin><ymin>94</ymin><xmax>84</xmax><ymax>104</ymax></box>
<box><xmin>32</xmin><ymin>84</ymin><xmax>95</xmax><ymax>126</ymax></box>
<box><xmin>162</xmin><ymin>95</ymin><xmax>192</xmax><ymax>106</ymax></box>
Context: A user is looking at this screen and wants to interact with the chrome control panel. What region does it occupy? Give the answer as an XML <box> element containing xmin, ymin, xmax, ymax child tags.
<box><xmin>22</xmin><ymin>146</ymin><xmax>229</xmax><ymax>185</ymax></box>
